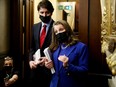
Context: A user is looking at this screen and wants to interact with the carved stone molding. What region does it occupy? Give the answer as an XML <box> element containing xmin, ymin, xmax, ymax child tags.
<box><xmin>101</xmin><ymin>0</ymin><xmax>116</xmax><ymax>53</ymax></box>
<box><xmin>100</xmin><ymin>0</ymin><xmax>116</xmax><ymax>75</ymax></box>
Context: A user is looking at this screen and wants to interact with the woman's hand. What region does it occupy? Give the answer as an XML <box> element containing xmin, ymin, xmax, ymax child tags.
<box><xmin>45</xmin><ymin>59</ymin><xmax>53</xmax><ymax>69</ymax></box>
<box><xmin>58</xmin><ymin>55</ymin><xmax>69</xmax><ymax>68</ymax></box>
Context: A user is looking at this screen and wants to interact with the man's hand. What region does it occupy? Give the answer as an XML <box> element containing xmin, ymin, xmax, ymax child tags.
<box><xmin>29</xmin><ymin>61</ymin><xmax>37</xmax><ymax>69</ymax></box>
<box><xmin>36</xmin><ymin>57</ymin><xmax>46</xmax><ymax>66</ymax></box>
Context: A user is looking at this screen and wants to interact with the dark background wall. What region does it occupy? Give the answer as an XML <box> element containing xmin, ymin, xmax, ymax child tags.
<box><xmin>0</xmin><ymin>0</ymin><xmax>10</xmax><ymax>69</ymax></box>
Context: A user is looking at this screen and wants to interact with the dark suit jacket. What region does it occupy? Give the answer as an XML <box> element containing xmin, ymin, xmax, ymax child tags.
<box><xmin>29</xmin><ymin>19</ymin><xmax>54</xmax><ymax>60</ymax></box>
<box><xmin>29</xmin><ymin>19</ymin><xmax>54</xmax><ymax>87</ymax></box>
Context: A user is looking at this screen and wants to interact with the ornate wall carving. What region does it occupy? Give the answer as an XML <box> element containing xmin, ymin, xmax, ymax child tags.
<box><xmin>100</xmin><ymin>0</ymin><xmax>116</xmax><ymax>75</ymax></box>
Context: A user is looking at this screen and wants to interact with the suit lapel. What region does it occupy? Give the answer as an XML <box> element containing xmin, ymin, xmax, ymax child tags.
<box><xmin>58</xmin><ymin>45</ymin><xmax>76</xmax><ymax>71</ymax></box>
<box><xmin>38</xmin><ymin>23</ymin><xmax>42</xmax><ymax>42</ymax></box>
<box><xmin>64</xmin><ymin>45</ymin><xmax>75</xmax><ymax>57</ymax></box>
<box><xmin>34</xmin><ymin>22</ymin><xmax>42</xmax><ymax>48</ymax></box>
<box><xmin>53</xmin><ymin>46</ymin><xmax>61</xmax><ymax>74</ymax></box>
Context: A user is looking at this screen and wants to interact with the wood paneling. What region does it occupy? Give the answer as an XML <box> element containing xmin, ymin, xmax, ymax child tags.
<box><xmin>78</xmin><ymin>0</ymin><xmax>89</xmax><ymax>44</ymax></box>
<box><xmin>78</xmin><ymin>0</ymin><xmax>111</xmax><ymax>86</ymax></box>
<box><xmin>10</xmin><ymin>0</ymin><xmax>34</xmax><ymax>79</ymax></box>
<box><xmin>79</xmin><ymin>0</ymin><xmax>111</xmax><ymax>75</ymax></box>
<box><xmin>89</xmin><ymin>0</ymin><xmax>102</xmax><ymax>73</ymax></box>
<box><xmin>10</xmin><ymin>0</ymin><xmax>23</xmax><ymax>72</ymax></box>
<box><xmin>24</xmin><ymin>0</ymin><xmax>34</xmax><ymax>80</ymax></box>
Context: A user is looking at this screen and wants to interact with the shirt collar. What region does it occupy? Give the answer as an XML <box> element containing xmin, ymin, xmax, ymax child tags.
<box><xmin>41</xmin><ymin>19</ymin><xmax>52</xmax><ymax>27</ymax></box>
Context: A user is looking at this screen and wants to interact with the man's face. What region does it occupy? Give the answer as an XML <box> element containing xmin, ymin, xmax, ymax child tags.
<box><xmin>39</xmin><ymin>7</ymin><xmax>52</xmax><ymax>17</ymax></box>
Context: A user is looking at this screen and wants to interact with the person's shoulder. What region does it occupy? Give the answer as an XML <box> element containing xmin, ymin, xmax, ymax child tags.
<box><xmin>49</xmin><ymin>19</ymin><xmax>54</xmax><ymax>25</ymax></box>
<box><xmin>74</xmin><ymin>42</ymin><xmax>88</xmax><ymax>53</ymax></box>
<box><xmin>75</xmin><ymin>41</ymin><xmax>88</xmax><ymax>48</ymax></box>
<box><xmin>32</xmin><ymin>22</ymin><xmax>42</xmax><ymax>30</ymax></box>
<box><xmin>52</xmin><ymin>19</ymin><xmax>55</xmax><ymax>23</ymax></box>
<box><xmin>48</xmin><ymin>19</ymin><xmax>54</xmax><ymax>28</ymax></box>
<box><xmin>33</xmin><ymin>22</ymin><xmax>41</xmax><ymax>26</ymax></box>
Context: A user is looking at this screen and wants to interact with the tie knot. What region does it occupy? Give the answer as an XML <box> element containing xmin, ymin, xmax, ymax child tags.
<box><xmin>42</xmin><ymin>24</ymin><xmax>46</xmax><ymax>32</ymax></box>
<box><xmin>43</xmin><ymin>24</ymin><xmax>46</xmax><ymax>28</ymax></box>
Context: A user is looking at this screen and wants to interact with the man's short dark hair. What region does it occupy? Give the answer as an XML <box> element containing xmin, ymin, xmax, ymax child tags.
<box><xmin>37</xmin><ymin>0</ymin><xmax>54</xmax><ymax>13</ymax></box>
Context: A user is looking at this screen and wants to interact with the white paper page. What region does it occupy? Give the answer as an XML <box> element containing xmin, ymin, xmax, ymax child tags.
<box><xmin>33</xmin><ymin>49</ymin><xmax>41</xmax><ymax>64</ymax></box>
<box><xmin>44</xmin><ymin>47</ymin><xmax>55</xmax><ymax>74</ymax></box>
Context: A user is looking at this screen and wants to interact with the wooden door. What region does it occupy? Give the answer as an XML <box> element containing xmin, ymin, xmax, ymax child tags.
<box><xmin>78</xmin><ymin>0</ymin><xmax>111</xmax><ymax>86</ymax></box>
<box><xmin>24</xmin><ymin>0</ymin><xmax>34</xmax><ymax>80</ymax></box>
<box><xmin>10</xmin><ymin>0</ymin><xmax>34</xmax><ymax>80</ymax></box>
<box><xmin>10</xmin><ymin>0</ymin><xmax>24</xmax><ymax>77</ymax></box>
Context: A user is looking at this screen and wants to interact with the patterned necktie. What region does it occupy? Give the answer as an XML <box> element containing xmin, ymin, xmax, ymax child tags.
<box><xmin>40</xmin><ymin>24</ymin><xmax>46</xmax><ymax>48</ymax></box>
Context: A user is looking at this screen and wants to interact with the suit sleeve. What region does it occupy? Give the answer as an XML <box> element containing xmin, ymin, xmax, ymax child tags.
<box><xmin>29</xmin><ymin>26</ymin><xmax>35</xmax><ymax>61</ymax></box>
<box><xmin>65</xmin><ymin>44</ymin><xmax>89</xmax><ymax>77</ymax></box>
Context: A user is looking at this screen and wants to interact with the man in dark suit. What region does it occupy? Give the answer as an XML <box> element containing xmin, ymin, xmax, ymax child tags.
<box><xmin>28</xmin><ymin>0</ymin><xmax>54</xmax><ymax>87</ymax></box>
